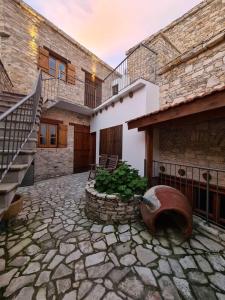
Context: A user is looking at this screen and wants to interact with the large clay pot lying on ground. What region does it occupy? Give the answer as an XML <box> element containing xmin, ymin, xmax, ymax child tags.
<box><xmin>141</xmin><ymin>185</ymin><xmax>192</xmax><ymax>238</ymax></box>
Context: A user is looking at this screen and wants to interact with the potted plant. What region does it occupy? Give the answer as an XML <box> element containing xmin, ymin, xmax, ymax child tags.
<box><xmin>95</xmin><ymin>162</ymin><xmax>148</xmax><ymax>201</ymax></box>
<box><xmin>2</xmin><ymin>194</ymin><xmax>23</xmax><ymax>221</ymax></box>
<box><xmin>85</xmin><ymin>162</ymin><xmax>148</xmax><ymax>223</ymax></box>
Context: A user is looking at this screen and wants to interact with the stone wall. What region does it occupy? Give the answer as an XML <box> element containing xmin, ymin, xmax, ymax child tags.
<box><xmin>158</xmin><ymin>118</ymin><xmax>225</xmax><ymax>185</ymax></box>
<box><xmin>159</xmin><ymin>37</ymin><xmax>225</xmax><ymax>107</ymax></box>
<box><xmin>85</xmin><ymin>181</ymin><xmax>141</xmax><ymax>224</ymax></box>
<box><xmin>1</xmin><ymin>0</ymin><xmax>112</xmax><ymax>104</ymax></box>
<box><xmin>34</xmin><ymin>107</ymin><xmax>89</xmax><ymax>181</ymax></box>
<box><xmin>128</xmin><ymin>0</ymin><xmax>225</xmax><ymax>106</ymax></box>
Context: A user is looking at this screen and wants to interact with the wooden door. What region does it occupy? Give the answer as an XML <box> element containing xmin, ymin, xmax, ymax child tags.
<box><xmin>74</xmin><ymin>124</ymin><xmax>90</xmax><ymax>173</ymax></box>
<box><xmin>99</xmin><ymin>125</ymin><xmax>122</xmax><ymax>159</ymax></box>
<box><xmin>90</xmin><ymin>132</ymin><xmax>96</xmax><ymax>164</ymax></box>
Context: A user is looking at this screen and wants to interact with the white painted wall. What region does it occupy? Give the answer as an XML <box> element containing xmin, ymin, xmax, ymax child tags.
<box><xmin>90</xmin><ymin>79</ymin><xmax>159</xmax><ymax>176</ymax></box>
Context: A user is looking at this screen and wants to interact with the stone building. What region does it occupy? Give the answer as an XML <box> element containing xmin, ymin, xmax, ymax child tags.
<box><xmin>0</xmin><ymin>0</ymin><xmax>113</xmax><ymax>181</ymax></box>
<box><xmin>127</xmin><ymin>0</ymin><xmax>225</xmax><ymax>227</ymax></box>
<box><xmin>128</xmin><ymin>0</ymin><xmax>225</xmax><ymax>169</ymax></box>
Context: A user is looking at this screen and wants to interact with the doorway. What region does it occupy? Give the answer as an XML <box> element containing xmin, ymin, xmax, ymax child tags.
<box><xmin>73</xmin><ymin>124</ymin><xmax>90</xmax><ymax>173</ymax></box>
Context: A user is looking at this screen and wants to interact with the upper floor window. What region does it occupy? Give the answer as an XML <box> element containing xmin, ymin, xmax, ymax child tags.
<box><xmin>112</xmin><ymin>84</ymin><xmax>119</xmax><ymax>96</ymax></box>
<box><xmin>49</xmin><ymin>56</ymin><xmax>66</xmax><ymax>80</ymax></box>
<box><xmin>38</xmin><ymin>47</ymin><xmax>75</xmax><ymax>85</ymax></box>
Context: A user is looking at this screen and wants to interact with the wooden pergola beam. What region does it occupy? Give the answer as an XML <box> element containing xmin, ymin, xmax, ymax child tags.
<box><xmin>127</xmin><ymin>89</ymin><xmax>225</xmax><ymax>130</ymax></box>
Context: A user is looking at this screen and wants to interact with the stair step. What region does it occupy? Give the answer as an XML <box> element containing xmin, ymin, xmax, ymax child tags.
<box><xmin>0</xmin><ymin>149</ymin><xmax>36</xmax><ymax>155</ymax></box>
<box><xmin>0</xmin><ymin>183</ymin><xmax>18</xmax><ymax>194</ymax></box>
<box><xmin>1</xmin><ymin>91</ymin><xmax>26</xmax><ymax>98</ymax></box>
<box><xmin>0</xmin><ymin>164</ymin><xmax>29</xmax><ymax>171</ymax></box>
<box><xmin>0</xmin><ymin>99</ymin><xmax>19</xmax><ymax>105</ymax></box>
<box><xmin>0</xmin><ymin>136</ymin><xmax>37</xmax><ymax>143</ymax></box>
<box><xmin>0</xmin><ymin>136</ymin><xmax>37</xmax><ymax>149</ymax></box>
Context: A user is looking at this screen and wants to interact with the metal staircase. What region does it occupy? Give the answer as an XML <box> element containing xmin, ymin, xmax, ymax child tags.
<box><xmin>0</xmin><ymin>69</ymin><xmax>43</xmax><ymax>219</ymax></box>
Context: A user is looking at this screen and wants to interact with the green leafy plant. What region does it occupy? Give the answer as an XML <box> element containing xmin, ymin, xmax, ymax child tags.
<box><xmin>95</xmin><ymin>162</ymin><xmax>147</xmax><ymax>201</ymax></box>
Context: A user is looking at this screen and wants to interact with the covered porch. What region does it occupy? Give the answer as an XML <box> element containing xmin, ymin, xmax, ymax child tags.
<box><xmin>127</xmin><ymin>87</ymin><xmax>225</xmax><ymax>229</ymax></box>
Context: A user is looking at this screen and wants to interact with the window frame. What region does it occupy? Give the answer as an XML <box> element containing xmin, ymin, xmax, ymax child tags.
<box><xmin>38</xmin><ymin>119</ymin><xmax>62</xmax><ymax>148</ymax></box>
<box><xmin>48</xmin><ymin>55</ymin><xmax>67</xmax><ymax>81</ymax></box>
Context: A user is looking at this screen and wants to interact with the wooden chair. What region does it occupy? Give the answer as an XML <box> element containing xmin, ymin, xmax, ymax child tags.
<box><xmin>88</xmin><ymin>154</ymin><xmax>108</xmax><ymax>180</ymax></box>
<box><xmin>105</xmin><ymin>155</ymin><xmax>119</xmax><ymax>172</ymax></box>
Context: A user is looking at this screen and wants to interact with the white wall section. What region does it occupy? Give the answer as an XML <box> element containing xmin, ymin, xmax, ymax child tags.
<box><xmin>90</xmin><ymin>79</ymin><xmax>159</xmax><ymax>176</ymax></box>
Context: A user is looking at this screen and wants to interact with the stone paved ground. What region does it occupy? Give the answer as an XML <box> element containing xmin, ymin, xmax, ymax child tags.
<box><xmin>0</xmin><ymin>173</ymin><xmax>225</xmax><ymax>300</ymax></box>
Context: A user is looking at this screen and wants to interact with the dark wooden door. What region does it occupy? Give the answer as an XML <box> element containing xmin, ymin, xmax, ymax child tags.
<box><xmin>90</xmin><ymin>132</ymin><xmax>96</xmax><ymax>164</ymax></box>
<box><xmin>74</xmin><ymin>124</ymin><xmax>90</xmax><ymax>173</ymax></box>
<box><xmin>100</xmin><ymin>125</ymin><xmax>122</xmax><ymax>159</ymax></box>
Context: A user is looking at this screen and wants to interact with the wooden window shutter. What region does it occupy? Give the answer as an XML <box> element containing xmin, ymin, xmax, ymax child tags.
<box><xmin>38</xmin><ymin>47</ymin><xmax>49</xmax><ymax>73</ymax></box>
<box><xmin>58</xmin><ymin>124</ymin><xmax>68</xmax><ymax>148</ymax></box>
<box><xmin>67</xmin><ymin>63</ymin><xmax>76</xmax><ymax>85</ymax></box>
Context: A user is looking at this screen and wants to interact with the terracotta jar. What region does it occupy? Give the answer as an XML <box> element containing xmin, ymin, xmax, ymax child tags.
<box><xmin>140</xmin><ymin>185</ymin><xmax>192</xmax><ymax>238</ymax></box>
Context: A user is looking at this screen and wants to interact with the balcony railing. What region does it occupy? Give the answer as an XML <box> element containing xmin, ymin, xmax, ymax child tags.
<box><xmin>41</xmin><ymin>74</ymin><xmax>98</xmax><ymax>108</ymax></box>
<box><xmin>152</xmin><ymin>160</ymin><xmax>225</xmax><ymax>229</ymax></box>
<box><xmin>102</xmin><ymin>44</ymin><xmax>157</xmax><ymax>102</ymax></box>
<box><xmin>41</xmin><ymin>44</ymin><xmax>157</xmax><ymax>109</ymax></box>
<box><xmin>0</xmin><ymin>60</ymin><xmax>13</xmax><ymax>93</ymax></box>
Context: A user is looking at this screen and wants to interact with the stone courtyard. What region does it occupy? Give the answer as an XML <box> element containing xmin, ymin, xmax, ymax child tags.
<box><xmin>0</xmin><ymin>173</ymin><xmax>225</xmax><ymax>300</ymax></box>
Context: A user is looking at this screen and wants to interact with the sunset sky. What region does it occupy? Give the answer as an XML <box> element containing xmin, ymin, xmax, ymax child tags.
<box><xmin>24</xmin><ymin>0</ymin><xmax>202</xmax><ymax>67</ymax></box>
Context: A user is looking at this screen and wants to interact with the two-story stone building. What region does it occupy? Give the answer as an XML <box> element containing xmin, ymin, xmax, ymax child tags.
<box><xmin>1</xmin><ymin>0</ymin><xmax>114</xmax><ymax>180</ymax></box>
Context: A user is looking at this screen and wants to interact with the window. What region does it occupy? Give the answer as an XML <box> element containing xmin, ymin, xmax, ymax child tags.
<box><xmin>38</xmin><ymin>123</ymin><xmax>58</xmax><ymax>148</ymax></box>
<box><xmin>112</xmin><ymin>84</ymin><xmax>119</xmax><ymax>96</ymax></box>
<box><xmin>49</xmin><ymin>56</ymin><xmax>66</xmax><ymax>80</ymax></box>
<box><xmin>39</xmin><ymin>47</ymin><xmax>76</xmax><ymax>84</ymax></box>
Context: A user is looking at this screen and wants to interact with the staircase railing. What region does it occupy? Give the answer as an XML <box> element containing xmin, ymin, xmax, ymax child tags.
<box><xmin>0</xmin><ymin>60</ymin><xmax>13</xmax><ymax>92</ymax></box>
<box><xmin>0</xmin><ymin>71</ymin><xmax>42</xmax><ymax>182</ymax></box>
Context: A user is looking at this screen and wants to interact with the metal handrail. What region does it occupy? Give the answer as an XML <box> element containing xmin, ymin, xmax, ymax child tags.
<box><xmin>0</xmin><ymin>72</ymin><xmax>41</xmax><ymax>121</ymax></box>
<box><xmin>41</xmin><ymin>75</ymin><xmax>98</xmax><ymax>109</ymax></box>
<box><xmin>0</xmin><ymin>71</ymin><xmax>42</xmax><ymax>182</ymax></box>
<box><xmin>102</xmin><ymin>44</ymin><xmax>157</xmax><ymax>102</ymax></box>
<box><xmin>152</xmin><ymin>160</ymin><xmax>225</xmax><ymax>227</ymax></box>
<box><xmin>104</xmin><ymin>43</ymin><xmax>157</xmax><ymax>81</ymax></box>
<box><xmin>153</xmin><ymin>160</ymin><xmax>225</xmax><ymax>173</ymax></box>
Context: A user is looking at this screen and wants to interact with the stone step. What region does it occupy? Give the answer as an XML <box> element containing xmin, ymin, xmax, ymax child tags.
<box><xmin>0</xmin><ymin>136</ymin><xmax>37</xmax><ymax>149</ymax></box>
<box><xmin>0</xmin><ymin>182</ymin><xmax>18</xmax><ymax>195</ymax></box>
<box><xmin>0</xmin><ymin>149</ymin><xmax>36</xmax><ymax>165</ymax></box>
<box><xmin>1</xmin><ymin>91</ymin><xmax>26</xmax><ymax>98</ymax></box>
<box><xmin>0</xmin><ymin>163</ymin><xmax>29</xmax><ymax>171</ymax></box>
<box><xmin>1</xmin><ymin>163</ymin><xmax>30</xmax><ymax>184</ymax></box>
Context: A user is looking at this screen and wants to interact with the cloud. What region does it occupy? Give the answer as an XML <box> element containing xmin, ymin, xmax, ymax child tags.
<box><xmin>25</xmin><ymin>0</ymin><xmax>202</xmax><ymax>66</ymax></box>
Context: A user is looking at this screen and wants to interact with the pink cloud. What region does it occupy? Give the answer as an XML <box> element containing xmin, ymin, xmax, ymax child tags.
<box><xmin>25</xmin><ymin>0</ymin><xmax>202</xmax><ymax>66</ymax></box>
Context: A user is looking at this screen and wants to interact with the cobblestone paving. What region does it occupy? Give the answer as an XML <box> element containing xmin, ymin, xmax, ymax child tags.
<box><xmin>0</xmin><ymin>173</ymin><xmax>225</xmax><ymax>299</ymax></box>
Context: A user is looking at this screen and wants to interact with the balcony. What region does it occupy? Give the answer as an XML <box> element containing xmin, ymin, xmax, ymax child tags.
<box><xmin>102</xmin><ymin>44</ymin><xmax>157</xmax><ymax>102</ymax></box>
<box><xmin>41</xmin><ymin>44</ymin><xmax>157</xmax><ymax>110</ymax></box>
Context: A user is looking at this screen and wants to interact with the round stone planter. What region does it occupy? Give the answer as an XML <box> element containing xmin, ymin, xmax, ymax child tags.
<box><xmin>2</xmin><ymin>194</ymin><xmax>23</xmax><ymax>221</ymax></box>
<box><xmin>85</xmin><ymin>181</ymin><xmax>141</xmax><ymax>224</ymax></box>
